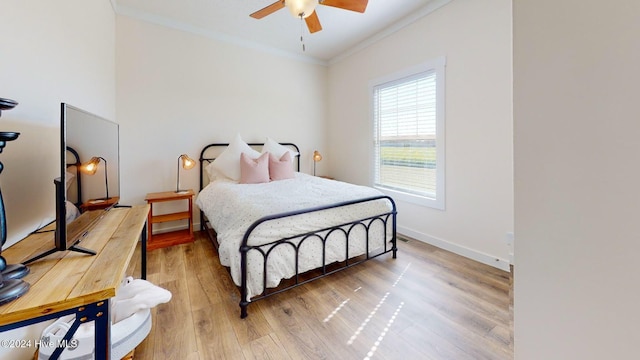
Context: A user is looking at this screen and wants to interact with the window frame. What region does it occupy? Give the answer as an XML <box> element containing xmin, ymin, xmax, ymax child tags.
<box><xmin>369</xmin><ymin>56</ymin><xmax>446</xmax><ymax>210</ymax></box>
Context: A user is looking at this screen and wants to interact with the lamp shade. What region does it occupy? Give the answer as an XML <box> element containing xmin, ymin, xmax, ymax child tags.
<box><xmin>313</xmin><ymin>150</ymin><xmax>322</xmax><ymax>162</ymax></box>
<box><xmin>180</xmin><ymin>154</ymin><xmax>196</xmax><ymax>170</ymax></box>
<box><xmin>80</xmin><ymin>157</ymin><xmax>102</xmax><ymax>175</ymax></box>
<box><xmin>176</xmin><ymin>154</ymin><xmax>195</xmax><ymax>193</ymax></box>
<box><xmin>286</xmin><ymin>0</ymin><xmax>318</xmax><ymax>18</ymax></box>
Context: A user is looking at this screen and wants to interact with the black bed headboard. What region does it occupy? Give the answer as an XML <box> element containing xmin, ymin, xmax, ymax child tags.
<box><xmin>198</xmin><ymin>142</ymin><xmax>301</xmax><ymax>192</ymax></box>
<box><xmin>65</xmin><ymin>146</ymin><xmax>82</xmax><ymax>207</ymax></box>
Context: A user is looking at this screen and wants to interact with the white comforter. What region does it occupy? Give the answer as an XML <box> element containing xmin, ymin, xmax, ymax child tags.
<box><xmin>196</xmin><ymin>173</ymin><xmax>393</xmax><ymax>300</ymax></box>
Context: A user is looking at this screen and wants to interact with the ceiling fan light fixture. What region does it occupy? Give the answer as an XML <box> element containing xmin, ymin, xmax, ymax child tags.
<box><xmin>285</xmin><ymin>0</ymin><xmax>318</xmax><ymax>19</ymax></box>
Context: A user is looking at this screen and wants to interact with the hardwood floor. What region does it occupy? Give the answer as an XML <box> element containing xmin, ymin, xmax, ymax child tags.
<box><xmin>126</xmin><ymin>232</ymin><xmax>512</xmax><ymax>360</ymax></box>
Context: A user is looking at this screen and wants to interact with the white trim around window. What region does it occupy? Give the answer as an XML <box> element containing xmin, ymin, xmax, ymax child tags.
<box><xmin>369</xmin><ymin>56</ymin><xmax>446</xmax><ymax>210</ymax></box>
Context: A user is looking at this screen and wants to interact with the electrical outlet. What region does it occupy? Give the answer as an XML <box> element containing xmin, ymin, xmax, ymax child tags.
<box><xmin>506</xmin><ymin>232</ymin><xmax>514</xmax><ymax>265</ymax></box>
<box><xmin>506</xmin><ymin>232</ymin><xmax>514</xmax><ymax>247</ymax></box>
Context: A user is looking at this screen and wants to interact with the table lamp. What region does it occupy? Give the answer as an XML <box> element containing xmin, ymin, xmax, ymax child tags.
<box><xmin>313</xmin><ymin>150</ymin><xmax>322</xmax><ymax>176</ymax></box>
<box><xmin>176</xmin><ymin>154</ymin><xmax>195</xmax><ymax>193</ymax></box>
<box><xmin>80</xmin><ymin>156</ymin><xmax>110</xmax><ymax>200</ymax></box>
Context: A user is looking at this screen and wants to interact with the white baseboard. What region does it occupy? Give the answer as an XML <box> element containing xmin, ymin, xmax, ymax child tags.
<box><xmin>397</xmin><ymin>225</ymin><xmax>511</xmax><ymax>272</ymax></box>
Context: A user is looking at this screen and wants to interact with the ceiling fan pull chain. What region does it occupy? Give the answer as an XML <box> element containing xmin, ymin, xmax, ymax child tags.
<box><xmin>300</xmin><ymin>15</ymin><xmax>306</xmax><ymax>51</ymax></box>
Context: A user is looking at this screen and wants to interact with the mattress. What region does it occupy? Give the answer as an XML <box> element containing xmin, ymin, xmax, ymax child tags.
<box><xmin>196</xmin><ymin>173</ymin><xmax>393</xmax><ymax>300</ymax></box>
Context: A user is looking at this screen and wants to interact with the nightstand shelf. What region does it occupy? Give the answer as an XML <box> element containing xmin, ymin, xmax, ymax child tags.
<box><xmin>145</xmin><ymin>190</ymin><xmax>194</xmax><ymax>251</ymax></box>
<box><xmin>147</xmin><ymin>229</ymin><xmax>192</xmax><ymax>249</ymax></box>
<box><xmin>151</xmin><ymin>211</ymin><xmax>191</xmax><ymax>224</ymax></box>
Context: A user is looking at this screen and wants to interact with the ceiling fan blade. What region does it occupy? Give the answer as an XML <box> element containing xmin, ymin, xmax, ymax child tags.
<box><xmin>305</xmin><ymin>11</ymin><xmax>323</xmax><ymax>33</ymax></box>
<box><xmin>250</xmin><ymin>1</ymin><xmax>285</xmax><ymax>19</ymax></box>
<box><xmin>320</xmin><ymin>0</ymin><xmax>368</xmax><ymax>13</ymax></box>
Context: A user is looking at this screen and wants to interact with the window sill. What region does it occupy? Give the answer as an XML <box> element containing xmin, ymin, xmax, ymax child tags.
<box><xmin>374</xmin><ymin>186</ymin><xmax>444</xmax><ymax>210</ymax></box>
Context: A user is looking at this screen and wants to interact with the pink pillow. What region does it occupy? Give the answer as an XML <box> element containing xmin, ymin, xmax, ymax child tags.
<box><xmin>240</xmin><ymin>152</ymin><xmax>270</xmax><ymax>184</ymax></box>
<box><xmin>269</xmin><ymin>152</ymin><xmax>295</xmax><ymax>181</ymax></box>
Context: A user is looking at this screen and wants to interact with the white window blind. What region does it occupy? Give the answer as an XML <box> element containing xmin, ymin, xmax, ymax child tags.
<box><xmin>372</xmin><ymin>58</ymin><xmax>445</xmax><ymax>209</ymax></box>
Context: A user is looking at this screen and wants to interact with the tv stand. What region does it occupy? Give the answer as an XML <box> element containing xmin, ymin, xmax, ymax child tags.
<box><xmin>23</xmin><ymin>243</ymin><xmax>97</xmax><ymax>265</ymax></box>
<box><xmin>22</xmin><ymin>208</ymin><xmax>108</xmax><ymax>264</ymax></box>
<box><xmin>69</xmin><ymin>244</ymin><xmax>97</xmax><ymax>255</ymax></box>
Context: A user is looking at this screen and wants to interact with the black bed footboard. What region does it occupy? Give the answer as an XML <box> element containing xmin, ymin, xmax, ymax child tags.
<box><xmin>238</xmin><ymin>195</ymin><xmax>397</xmax><ymax>318</ymax></box>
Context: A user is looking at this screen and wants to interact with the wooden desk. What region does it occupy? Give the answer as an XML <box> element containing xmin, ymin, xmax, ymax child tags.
<box><xmin>0</xmin><ymin>205</ymin><xmax>149</xmax><ymax>360</ymax></box>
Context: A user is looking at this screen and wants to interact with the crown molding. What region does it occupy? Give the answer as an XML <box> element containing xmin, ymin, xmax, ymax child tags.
<box><xmin>115</xmin><ymin>4</ymin><xmax>328</xmax><ymax>67</ymax></box>
<box><xmin>329</xmin><ymin>0</ymin><xmax>452</xmax><ymax>65</ymax></box>
<box><xmin>112</xmin><ymin>0</ymin><xmax>452</xmax><ymax>67</ymax></box>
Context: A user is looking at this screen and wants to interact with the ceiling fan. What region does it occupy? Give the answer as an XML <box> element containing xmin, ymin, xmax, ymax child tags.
<box><xmin>250</xmin><ymin>0</ymin><xmax>369</xmax><ymax>34</ymax></box>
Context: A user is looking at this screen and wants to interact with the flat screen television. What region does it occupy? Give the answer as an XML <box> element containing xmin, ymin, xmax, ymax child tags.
<box><xmin>23</xmin><ymin>103</ymin><xmax>119</xmax><ymax>264</ymax></box>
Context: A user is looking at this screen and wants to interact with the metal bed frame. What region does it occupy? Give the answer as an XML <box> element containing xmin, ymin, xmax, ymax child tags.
<box><xmin>66</xmin><ymin>146</ymin><xmax>83</xmax><ymax>208</ymax></box>
<box><xmin>199</xmin><ymin>142</ymin><xmax>397</xmax><ymax>318</ymax></box>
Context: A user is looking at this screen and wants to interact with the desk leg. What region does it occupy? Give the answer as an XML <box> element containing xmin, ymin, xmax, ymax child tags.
<box><xmin>94</xmin><ymin>299</ymin><xmax>110</xmax><ymax>360</ymax></box>
<box><xmin>48</xmin><ymin>300</ymin><xmax>110</xmax><ymax>360</ymax></box>
<box><xmin>142</xmin><ymin>219</ymin><xmax>147</xmax><ymax>280</ymax></box>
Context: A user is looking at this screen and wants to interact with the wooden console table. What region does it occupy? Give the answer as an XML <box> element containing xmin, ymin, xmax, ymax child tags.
<box><xmin>0</xmin><ymin>204</ymin><xmax>149</xmax><ymax>360</ymax></box>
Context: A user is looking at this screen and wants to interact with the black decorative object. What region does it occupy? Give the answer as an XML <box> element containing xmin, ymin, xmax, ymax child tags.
<box><xmin>0</xmin><ymin>98</ymin><xmax>30</xmax><ymax>305</ymax></box>
<box><xmin>0</xmin><ymin>98</ymin><xmax>18</xmax><ymax>117</ymax></box>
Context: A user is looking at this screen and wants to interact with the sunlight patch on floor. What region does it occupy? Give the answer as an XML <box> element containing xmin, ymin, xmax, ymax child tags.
<box><xmin>393</xmin><ymin>263</ymin><xmax>411</xmax><ymax>287</ymax></box>
<box><xmin>347</xmin><ymin>292</ymin><xmax>390</xmax><ymax>345</ymax></box>
<box><xmin>323</xmin><ymin>298</ymin><xmax>350</xmax><ymax>323</ymax></box>
<box><xmin>364</xmin><ymin>301</ymin><xmax>404</xmax><ymax>360</ymax></box>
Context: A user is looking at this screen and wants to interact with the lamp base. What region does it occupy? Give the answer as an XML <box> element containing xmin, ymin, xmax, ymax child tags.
<box><xmin>0</xmin><ymin>278</ymin><xmax>30</xmax><ymax>306</ymax></box>
<box><xmin>2</xmin><ymin>263</ymin><xmax>30</xmax><ymax>280</ymax></box>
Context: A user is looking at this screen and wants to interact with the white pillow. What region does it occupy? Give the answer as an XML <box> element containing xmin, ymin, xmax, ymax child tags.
<box><xmin>204</xmin><ymin>161</ymin><xmax>220</xmax><ymax>182</ymax></box>
<box><xmin>209</xmin><ymin>134</ymin><xmax>260</xmax><ymax>181</ymax></box>
<box><xmin>261</xmin><ymin>137</ymin><xmax>299</xmax><ymax>159</ymax></box>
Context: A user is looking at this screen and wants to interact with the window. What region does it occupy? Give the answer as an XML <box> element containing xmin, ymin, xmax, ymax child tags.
<box><xmin>371</xmin><ymin>57</ymin><xmax>445</xmax><ymax>209</ymax></box>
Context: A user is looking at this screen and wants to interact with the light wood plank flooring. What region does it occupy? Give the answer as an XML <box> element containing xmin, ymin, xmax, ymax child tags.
<box><xmin>126</xmin><ymin>232</ymin><xmax>512</xmax><ymax>360</ymax></box>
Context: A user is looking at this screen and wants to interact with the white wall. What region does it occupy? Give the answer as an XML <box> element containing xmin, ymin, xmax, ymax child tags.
<box><xmin>513</xmin><ymin>0</ymin><xmax>640</xmax><ymax>358</ymax></box>
<box><xmin>327</xmin><ymin>0</ymin><xmax>513</xmax><ymax>269</ymax></box>
<box><xmin>0</xmin><ymin>2</ymin><xmax>116</xmax><ymax>358</ymax></box>
<box><xmin>0</xmin><ymin>1</ymin><xmax>116</xmax><ymax>249</ymax></box>
<box><xmin>115</xmin><ymin>15</ymin><xmax>328</xmax><ymax>227</ymax></box>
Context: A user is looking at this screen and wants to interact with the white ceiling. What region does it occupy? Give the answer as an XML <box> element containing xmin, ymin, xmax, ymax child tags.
<box><xmin>113</xmin><ymin>0</ymin><xmax>449</xmax><ymax>64</ymax></box>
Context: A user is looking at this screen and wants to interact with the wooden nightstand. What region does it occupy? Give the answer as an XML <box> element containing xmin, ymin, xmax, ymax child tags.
<box><xmin>144</xmin><ymin>189</ymin><xmax>194</xmax><ymax>251</ymax></box>
<box><xmin>80</xmin><ymin>196</ymin><xmax>120</xmax><ymax>212</ymax></box>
